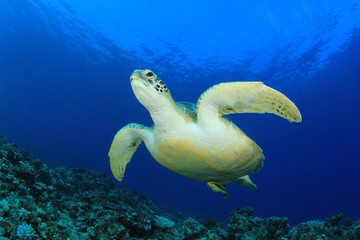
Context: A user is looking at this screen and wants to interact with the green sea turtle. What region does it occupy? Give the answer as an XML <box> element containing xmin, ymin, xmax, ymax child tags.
<box><xmin>109</xmin><ymin>69</ymin><xmax>301</xmax><ymax>198</ymax></box>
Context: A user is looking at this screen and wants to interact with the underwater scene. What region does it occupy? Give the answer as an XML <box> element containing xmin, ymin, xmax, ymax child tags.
<box><xmin>0</xmin><ymin>0</ymin><xmax>360</xmax><ymax>239</ymax></box>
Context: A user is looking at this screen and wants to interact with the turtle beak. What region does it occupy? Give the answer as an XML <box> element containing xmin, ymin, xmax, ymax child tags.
<box><xmin>130</xmin><ymin>70</ymin><xmax>149</xmax><ymax>86</ymax></box>
<box><xmin>130</xmin><ymin>70</ymin><xmax>142</xmax><ymax>82</ymax></box>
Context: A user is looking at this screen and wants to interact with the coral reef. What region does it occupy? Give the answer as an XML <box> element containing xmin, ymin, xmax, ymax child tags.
<box><xmin>0</xmin><ymin>135</ymin><xmax>359</xmax><ymax>239</ymax></box>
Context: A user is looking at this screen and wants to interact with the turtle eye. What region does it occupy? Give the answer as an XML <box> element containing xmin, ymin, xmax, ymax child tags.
<box><xmin>146</xmin><ymin>72</ymin><xmax>154</xmax><ymax>77</ymax></box>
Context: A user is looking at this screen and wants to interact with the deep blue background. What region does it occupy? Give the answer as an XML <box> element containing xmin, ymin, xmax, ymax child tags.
<box><xmin>0</xmin><ymin>0</ymin><xmax>359</xmax><ymax>224</ymax></box>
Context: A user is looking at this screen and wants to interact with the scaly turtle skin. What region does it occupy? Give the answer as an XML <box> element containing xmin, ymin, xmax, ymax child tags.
<box><xmin>109</xmin><ymin>69</ymin><xmax>301</xmax><ymax>198</ymax></box>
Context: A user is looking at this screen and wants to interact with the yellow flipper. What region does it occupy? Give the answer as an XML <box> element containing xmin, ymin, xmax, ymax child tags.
<box><xmin>197</xmin><ymin>82</ymin><xmax>302</xmax><ymax>125</ymax></box>
<box><xmin>108</xmin><ymin>123</ymin><xmax>151</xmax><ymax>181</ymax></box>
<box><xmin>207</xmin><ymin>182</ymin><xmax>229</xmax><ymax>199</ymax></box>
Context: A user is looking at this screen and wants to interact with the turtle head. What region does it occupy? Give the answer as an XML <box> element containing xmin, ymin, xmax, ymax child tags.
<box><xmin>130</xmin><ymin>69</ymin><xmax>172</xmax><ymax>111</ymax></box>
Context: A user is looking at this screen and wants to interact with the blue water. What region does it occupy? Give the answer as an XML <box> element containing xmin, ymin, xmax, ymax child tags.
<box><xmin>0</xmin><ymin>0</ymin><xmax>359</xmax><ymax>225</ymax></box>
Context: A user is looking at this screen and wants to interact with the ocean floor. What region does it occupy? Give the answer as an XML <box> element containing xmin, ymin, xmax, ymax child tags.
<box><xmin>0</xmin><ymin>136</ymin><xmax>359</xmax><ymax>240</ymax></box>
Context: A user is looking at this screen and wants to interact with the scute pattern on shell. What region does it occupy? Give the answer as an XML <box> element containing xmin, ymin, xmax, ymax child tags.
<box><xmin>176</xmin><ymin>102</ymin><xmax>197</xmax><ymax>121</ymax></box>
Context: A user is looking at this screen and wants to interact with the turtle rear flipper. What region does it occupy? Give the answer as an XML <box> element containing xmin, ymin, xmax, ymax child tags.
<box><xmin>237</xmin><ymin>175</ymin><xmax>257</xmax><ymax>189</ymax></box>
<box><xmin>207</xmin><ymin>182</ymin><xmax>229</xmax><ymax>199</ymax></box>
<box><xmin>108</xmin><ymin>123</ymin><xmax>152</xmax><ymax>181</ymax></box>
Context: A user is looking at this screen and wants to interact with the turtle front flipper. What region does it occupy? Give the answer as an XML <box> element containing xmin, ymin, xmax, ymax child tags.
<box><xmin>207</xmin><ymin>182</ymin><xmax>229</xmax><ymax>199</ymax></box>
<box><xmin>108</xmin><ymin>123</ymin><xmax>152</xmax><ymax>181</ymax></box>
<box><xmin>197</xmin><ymin>82</ymin><xmax>302</xmax><ymax>128</ymax></box>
